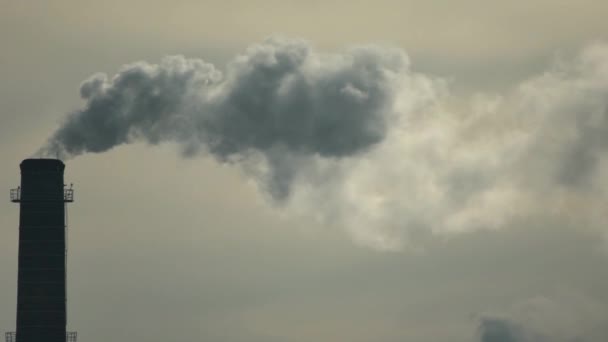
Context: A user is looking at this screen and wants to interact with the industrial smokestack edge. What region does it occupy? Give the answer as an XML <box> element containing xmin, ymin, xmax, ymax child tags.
<box><xmin>6</xmin><ymin>159</ymin><xmax>77</xmax><ymax>342</ymax></box>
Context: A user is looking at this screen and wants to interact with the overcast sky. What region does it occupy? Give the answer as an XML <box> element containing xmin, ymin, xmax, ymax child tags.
<box><xmin>2</xmin><ymin>1</ymin><xmax>608</xmax><ymax>342</ymax></box>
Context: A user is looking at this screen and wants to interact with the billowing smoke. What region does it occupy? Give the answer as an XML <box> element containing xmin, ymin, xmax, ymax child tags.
<box><xmin>283</xmin><ymin>43</ymin><xmax>608</xmax><ymax>250</ymax></box>
<box><xmin>41</xmin><ymin>37</ymin><xmax>416</xmax><ymax>199</ymax></box>
<box><xmin>41</xmin><ymin>38</ymin><xmax>608</xmax><ymax>250</ymax></box>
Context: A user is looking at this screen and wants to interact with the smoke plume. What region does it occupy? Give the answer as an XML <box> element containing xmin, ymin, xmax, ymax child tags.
<box><xmin>41</xmin><ymin>38</ymin><xmax>608</xmax><ymax>250</ymax></box>
<box><xmin>41</xmin><ymin>37</ymin><xmax>417</xmax><ymax>199</ymax></box>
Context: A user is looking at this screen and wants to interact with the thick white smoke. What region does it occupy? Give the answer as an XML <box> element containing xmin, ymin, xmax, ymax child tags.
<box><xmin>41</xmin><ymin>38</ymin><xmax>608</xmax><ymax>250</ymax></box>
<box><xmin>284</xmin><ymin>43</ymin><xmax>608</xmax><ymax>250</ymax></box>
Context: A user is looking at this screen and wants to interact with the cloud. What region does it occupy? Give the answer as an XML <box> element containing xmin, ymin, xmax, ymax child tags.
<box><xmin>41</xmin><ymin>38</ymin><xmax>608</xmax><ymax>250</ymax></box>
<box><xmin>477</xmin><ymin>293</ymin><xmax>608</xmax><ymax>342</ymax></box>
<box><xmin>478</xmin><ymin>318</ymin><xmax>532</xmax><ymax>342</ymax></box>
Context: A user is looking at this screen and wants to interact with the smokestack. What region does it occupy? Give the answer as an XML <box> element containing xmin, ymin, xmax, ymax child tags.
<box><xmin>7</xmin><ymin>159</ymin><xmax>76</xmax><ymax>342</ymax></box>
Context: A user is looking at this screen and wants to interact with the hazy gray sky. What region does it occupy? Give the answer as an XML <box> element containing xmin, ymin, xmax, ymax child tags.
<box><xmin>2</xmin><ymin>1</ymin><xmax>608</xmax><ymax>342</ymax></box>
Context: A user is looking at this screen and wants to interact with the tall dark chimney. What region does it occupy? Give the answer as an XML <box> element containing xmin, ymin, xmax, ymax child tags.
<box><xmin>8</xmin><ymin>159</ymin><xmax>75</xmax><ymax>342</ymax></box>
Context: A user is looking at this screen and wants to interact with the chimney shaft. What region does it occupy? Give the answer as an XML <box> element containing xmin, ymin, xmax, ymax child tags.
<box><xmin>13</xmin><ymin>159</ymin><xmax>71</xmax><ymax>342</ymax></box>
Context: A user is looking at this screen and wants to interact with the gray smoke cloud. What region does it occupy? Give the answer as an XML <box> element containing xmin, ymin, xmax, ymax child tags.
<box><xmin>41</xmin><ymin>38</ymin><xmax>608</xmax><ymax>250</ymax></box>
<box><xmin>41</xmin><ymin>37</ymin><xmax>412</xmax><ymax>199</ymax></box>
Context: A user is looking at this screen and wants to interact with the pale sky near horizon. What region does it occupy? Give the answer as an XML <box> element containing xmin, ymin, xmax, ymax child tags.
<box><xmin>2</xmin><ymin>1</ymin><xmax>608</xmax><ymax>342</ymax></box>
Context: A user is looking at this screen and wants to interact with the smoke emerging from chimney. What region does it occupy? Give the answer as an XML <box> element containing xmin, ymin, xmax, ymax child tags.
<box><xmin>40</xmin><ymin>37</ymin><xmax>420</xmax><ymax>199</ymax></box>
<box><xmin>40</xmin><ymin>38</ymin><xmax>608</xmax><ymax>250</ymax></box>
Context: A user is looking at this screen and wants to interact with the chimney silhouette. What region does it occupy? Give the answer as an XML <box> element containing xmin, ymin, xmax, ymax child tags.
<box><xmin>7</xmin><ymin>159</ymin><xmax>76</xmax><ymax>342</ymax></box>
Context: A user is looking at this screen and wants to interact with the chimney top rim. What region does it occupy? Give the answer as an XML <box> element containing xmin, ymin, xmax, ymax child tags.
<box><xmin>20</xmin><ymin>158</ymin><xmax>65</xmax><ymax>170</ymax></box>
